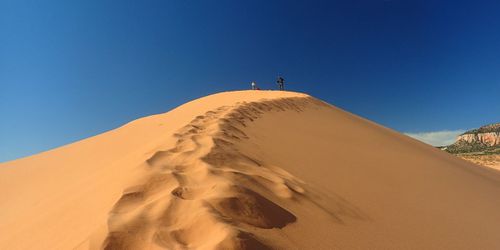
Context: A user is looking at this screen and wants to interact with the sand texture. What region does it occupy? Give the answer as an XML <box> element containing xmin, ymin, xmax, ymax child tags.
<box><xmin>457</xmin><ymin>154</ymin><xmax>500</xmax><ymax>171</ymax></box>
<box><xmin>1</xmin><ymin>90</ymin><xmax>500</xmax><ymax>249</ymax></box>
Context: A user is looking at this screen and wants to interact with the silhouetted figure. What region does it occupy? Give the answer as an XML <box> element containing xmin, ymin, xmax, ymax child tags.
<box><xmin>251</xmin><ymin>81</ymin><xmax>256</xmax><ymax>90</ymax></box>
<box><xmin>277</xmin><ymin>76</ymin><xmax>285</xmax><ymax>90</ymax></box>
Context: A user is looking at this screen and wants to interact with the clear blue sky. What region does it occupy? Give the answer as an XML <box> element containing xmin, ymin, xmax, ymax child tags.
<box><xmin>1</xmin><ymin>0</ymin><xmax>499</xmax><ymax>162</ymax></box>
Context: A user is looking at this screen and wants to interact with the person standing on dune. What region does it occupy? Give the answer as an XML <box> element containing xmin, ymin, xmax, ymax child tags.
<box><xmin>251</xmin><ymin>81</ymin><xmax>256</xmax><ymax>90</ymax></box>
<box><xmin>277</xmin><ymin>76</ymin><xmax>285</xmax><ymax>90</ymax></box>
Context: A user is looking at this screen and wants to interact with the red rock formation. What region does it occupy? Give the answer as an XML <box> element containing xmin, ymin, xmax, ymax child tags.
<box><xmin>457</xmin><ymin>132</ymin><xmax>500</xmax><ymax>146</ymax></box>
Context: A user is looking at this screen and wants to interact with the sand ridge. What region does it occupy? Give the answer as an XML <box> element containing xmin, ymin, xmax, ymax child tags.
<box><xmin>102</xmin><ymin>98</ymin><xmax>315</xmax><ymax>249</ymax></box>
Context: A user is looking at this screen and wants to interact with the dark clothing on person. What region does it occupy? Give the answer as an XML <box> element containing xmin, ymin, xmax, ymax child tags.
<box><xmin>277</xmin><ymin>77</ymin><xmax>285</xmax><ymax>90</ymax></box>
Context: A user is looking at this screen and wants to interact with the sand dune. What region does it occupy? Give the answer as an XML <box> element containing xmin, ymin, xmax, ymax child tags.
<box><xmin>1</xmin><ymin>90</ymin><xmax>500</xmax><ymax>249</ymax></box>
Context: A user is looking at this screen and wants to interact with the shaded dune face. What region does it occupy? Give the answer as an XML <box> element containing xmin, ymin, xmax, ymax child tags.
<box><xmin>102</xmin><ymin>98</ymin><xmax>318</xmax><ymax>249</ymax></box>
<box><xmin>210</xmin><ymin>187</ymin><xmax>297</xmax><ymax>229</ymax></box>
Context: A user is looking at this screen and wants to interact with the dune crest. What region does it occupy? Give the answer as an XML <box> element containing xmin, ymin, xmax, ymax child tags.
<box><xmin>103</xmin><ymin>98</ymin><xmax>316</xmax><ymax>249</ymax></box>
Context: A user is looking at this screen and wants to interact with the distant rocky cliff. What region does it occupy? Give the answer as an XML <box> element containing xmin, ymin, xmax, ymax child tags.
<box><xmin>456</xmin><ymin>132</ymin><xmax>500</xmax><ymax>147</ymax></box>
<box><xmin>442</xmin><ymin>123</ymin><xmax>500</xmax><ymax>170</ymax></box>
<box><xmin>444</xmin><ymin>123</ymin><xmax>500</xmax><ymax>153</ymax></box>
<box><xmin>459</xmin><ymin>123</ymin><xmax>500</xmax><ymax>145</ymax></box>
<box><xmin>440</xmin><ymin>123</ymin><xmax>500</xmax><ymax>170</ymax></box>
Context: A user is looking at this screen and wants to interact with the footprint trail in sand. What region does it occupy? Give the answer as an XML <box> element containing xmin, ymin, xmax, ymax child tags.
<box><xmin>103</xmin><ymin>99</ymin><xmax>310</xmax><ymax>249</ymax></box>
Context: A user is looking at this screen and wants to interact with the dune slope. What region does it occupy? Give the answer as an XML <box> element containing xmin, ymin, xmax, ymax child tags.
<box><xmin>1</xmin><ymin>90</ymin><xmax>500</xmax><ymax>249</ymax></box>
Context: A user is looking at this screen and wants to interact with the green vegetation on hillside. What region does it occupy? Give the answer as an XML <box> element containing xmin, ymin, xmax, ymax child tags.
<box><xmin>461</xmin><ymin>123</ymin><xmax>500</xmax><ymax>135</ymax></box>
<box><xmin>444</xmin><ymin>143</ymin><xmax>500</xmax><ymax>154</ymax></box>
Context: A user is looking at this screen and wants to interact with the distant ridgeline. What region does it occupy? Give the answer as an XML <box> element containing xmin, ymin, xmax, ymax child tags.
<box><xmin>443</xmin><ymin>123</ymin><xmax>500</xmax><ymax>154</ymax></box>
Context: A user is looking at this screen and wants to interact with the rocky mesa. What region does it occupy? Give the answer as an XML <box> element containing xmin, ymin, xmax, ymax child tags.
<box><xmin>443</xmin><ymin>123</ymin><xmax>500</xmax><ymax>170</ymax></box>
<box><xmin>445</xmin><ymin>123</ymin><xmax>500</xmax><ymax>153</ymax></box>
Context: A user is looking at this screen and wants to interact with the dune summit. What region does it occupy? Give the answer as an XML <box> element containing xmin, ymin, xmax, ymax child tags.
<box><xmin>1</xmin><ymin>91</ymin><xmax>500</xmax><ymax>249</ymax></box>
